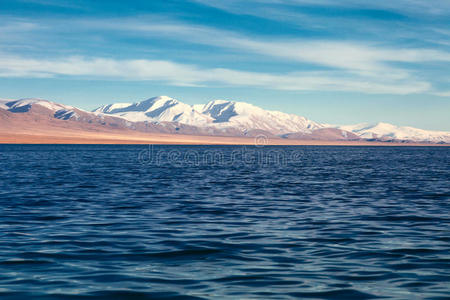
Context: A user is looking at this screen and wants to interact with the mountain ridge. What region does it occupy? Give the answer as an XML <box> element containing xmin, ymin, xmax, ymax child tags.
<box><xmin>337</xmin><ymin>122</ymin><xmax>450</xmax><ymax>144</ymax></box>
<box><xmin>0</xmin><ymin>96</ymin><xmax>449</xmax><ymax>143</ymax></box>
<box><xmin>94</xmin><ymin>96</ymin><xmax>325</xmax><ymax>135</ymax></box>
<box><xmin>93</xmin><ymin>96</ymin><xmax>450</xmax><ymax>143</ymax></box>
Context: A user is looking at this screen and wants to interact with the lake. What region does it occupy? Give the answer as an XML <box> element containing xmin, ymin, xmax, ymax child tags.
<box><xmin>0</xmin><ymin>145</ymin><xmax>449</xmax><ymax>299</ymax></box>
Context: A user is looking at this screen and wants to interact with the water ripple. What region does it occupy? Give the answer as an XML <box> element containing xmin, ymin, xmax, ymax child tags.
<box><xmin>0</xmin><ymin>145</ymin><xmax>449</xmax><ymax>299</ymax></box>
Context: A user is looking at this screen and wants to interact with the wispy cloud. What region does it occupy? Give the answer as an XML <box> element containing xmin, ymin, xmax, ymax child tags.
<box><xmin>192</xmin><ymin>0</ymin><xmax>450</xmax><ymax>17</ymax></box>
<box><xmin>432</xmin><ymin>91</ymin><xmax>450</xmax><ymax>97</ymax></box>
<box><xmin>79</xmin><ymin>18</ymin><xmax>450</xmax><ymax>75</ymax></box>
<box><xmin>0</xmin><ymin>15</ymin><xmax>448</xmax><ymax>95</ymax></box>
<box><xmin>7</xmin><ymin>15</ymin><xmax>449</xmax><ymax>73</ymax></box>
<box><xmin>0</xmin><ymin>53</ymin><xmax>430</xmax><ymax>94</ymax></box>
<box><xmin>191</xmin><ymin>0</ymin><xmax>450</xmax><ymax>48</ymax></box>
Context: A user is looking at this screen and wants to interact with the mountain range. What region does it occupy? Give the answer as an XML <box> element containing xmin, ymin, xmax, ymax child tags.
<box><xmin>1</xmin><ymin>96</ymin><xmax>449</xmax><ymax>144</ymax></box>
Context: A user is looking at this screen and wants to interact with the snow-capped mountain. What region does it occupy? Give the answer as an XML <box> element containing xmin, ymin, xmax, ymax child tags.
<box><xmin>3</xmin><ymin>98</ymin><xmax>81</xmax><ymax>119</ymax></box>
<box><xmin>1</xmin><ymin>96</ymin><xmax>449</xmax><ymax>143</ymax></box>
<box><xmin>95</xmin><ymin>96</ymin><xmax>323</xmax><ymax>135</ymax></box>
<box><xmin>93</xmin><ymin>96</ymin><xmax>213</xmax><ymax>125</ymax></box>
<box><xmin>93</xmin><ymin>96</ymin><xmax>450</xmax><ymax>142</ymax></box>
<box><xmin>338</xmin><ymin>122</ymin><xmax>450</xmax><ymax>143</ymax></box>
<box><xmin>0</xmin><ymin>97</ymin><xmax>248</xmax><ymax>137</ymax></box>
<box><xmin>196</xmin><ymin>100</ymin><xmax>323</xmax><ymax>135</ymax></box>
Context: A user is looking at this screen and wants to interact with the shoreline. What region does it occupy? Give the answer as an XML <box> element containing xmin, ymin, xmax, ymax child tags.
<box><xmin>0</xmin><ymin>132</ymin><xmax>448</xmax><ymax>146</ymax></box>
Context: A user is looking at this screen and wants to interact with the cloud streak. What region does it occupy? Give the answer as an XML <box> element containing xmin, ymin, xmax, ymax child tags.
<box><xmin>6</xmin><ymin>15</ymin><xmax>449</xmax><ymax>75</ymax></box>
<box><xmin>0</xmin><ymin>53</ymin><xmax>430</xmax><ymax>94</ymax></box>
<box><xmin>0</xmin><ymin>15</ymin><xmax>449</xmax><ymax>96</ymax></box>
<box><xmin>193</xmin><ymin>0</ymin><xmax>450</xmax><ymax>17</ymax></box>
<box><xmin>78</xmin><ymin>18</ymin><xmax>450</xmax><ymax>77</ymax></box>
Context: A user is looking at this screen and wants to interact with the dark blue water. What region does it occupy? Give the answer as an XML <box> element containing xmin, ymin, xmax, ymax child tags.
<box><xmin>0</xmin><ymin>145</ymin><xmax>449</xmax><ymax>299</ymax></box>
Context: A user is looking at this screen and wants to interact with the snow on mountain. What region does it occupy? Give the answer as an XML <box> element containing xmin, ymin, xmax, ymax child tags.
<box><xmin>2</xmin><ymin>96</ymin><xmax>448</xmax><ymax>143</ymax></box>
<box><xmin>5</xmin><ymin>98</ymin><xmax>75</xmax><ymax>112</ymax></box>
<box><xmin>0</xmin><ymin>99</ymin><xmax>12</xmax><ymax>110</ymax></box>
<box><xmin>93</xmin><ymin>96</ymin><xmax>213</xmax><ymax>125</ymax></box>
<box><xmin>95</xmin><ymin>97</ymin><xmax>323</xmax><ymax>135</ymax></box>
<box><xmin>2</xmin><ymin>98</ymin><xmax>83</xmax><ymax>120</ymax></box>
<box><xmin>95</xmin><ymin>96</ymin><xmax>450</xmax><ymax>142</ymax></box>
<box><xmin>94</xmin><ymin>102</ymin><xmax>133</xmax><ymax>114</ymax></box>
<box><xmin>197</xmin><ymin>100</ymin><xmax>323</xmax><ymax>134</ymax></box>
<box><xmin>338</xmin><ymin>122</ymin><xmax>450</xmax><ymax>143</ymax></box>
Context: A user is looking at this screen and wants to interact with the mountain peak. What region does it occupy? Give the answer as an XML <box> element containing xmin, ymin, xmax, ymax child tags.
<box><xmin>5</xmin><ymin>98</ymin><xmax>75</xmax><ymax>113</ymax></box>
<box><xmin>87</xmin><ymin>96</ymin><xmax>450</xmax><ymax>143</ymax></box>
<box><xmin>95</xmin><ymin>96</ymin><xmax>324</xmax><ymax>134</ymax></box>
<box><xmin>93</xmin><ymin>95</ymin><xmax>212</xmax><ymax>124</ymax></box>
<box><xmin>141</xmin><ymin>95</ymin><xmax>177</xmax><ymax>105</ymax></box>
<box><xmin>151</xmin><ymin>95</ymin><xmax>174</xmax><ymax>101</ymax></box>
<box><xmin>373</xmin><ymin>122</ymin><xmax>396</xmax><ymax>128</ymax></box>
<box><xmin>337</xmin><ymin>121</ymin><xmax>450</xmax><ymax>143</ymax></box>
<box><xmin>2</xmin><ymin>95</ymin><xmax>449</xmax><ymax>143</ymax></box>
<box><xmin>135</xmin><ymin>96</ymin><xmax>179</xmax><ymax>112</ymax></box>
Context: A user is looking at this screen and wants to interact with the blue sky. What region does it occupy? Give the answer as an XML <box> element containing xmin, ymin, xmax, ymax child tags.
<box><xmin>0</xmin><ymin>0</ymin><xmax>449</xmax><ymax>130</ymax></box>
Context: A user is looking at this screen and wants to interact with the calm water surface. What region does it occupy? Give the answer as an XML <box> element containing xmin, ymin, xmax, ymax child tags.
<box><xmin>0</xmin><ymin>145</ymin><xmax>449</xmax><ymax>299</ymax></box>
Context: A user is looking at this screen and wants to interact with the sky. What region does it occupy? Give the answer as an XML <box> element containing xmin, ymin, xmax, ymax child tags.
<box><xmin>0</xmin><ymin>0</ymin><xmax>449</xmax><ymax>130</ymax></box>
